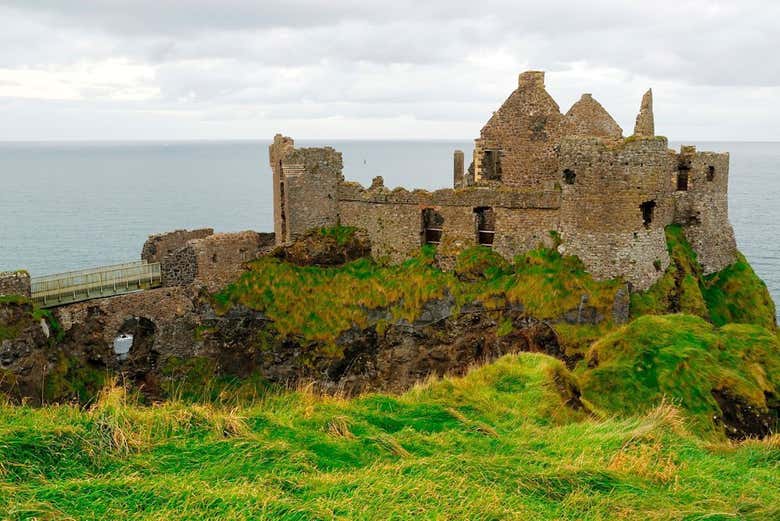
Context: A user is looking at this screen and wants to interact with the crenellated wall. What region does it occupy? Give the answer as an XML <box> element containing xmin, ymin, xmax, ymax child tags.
<box><xmin>337</xmin><ymin>179</ymin><xmax>560</xmax><ymax>262</ymax></box>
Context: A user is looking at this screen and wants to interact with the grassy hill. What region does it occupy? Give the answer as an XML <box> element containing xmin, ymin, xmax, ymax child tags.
<box><xmin>1</xmin><ymin>353</ymin><xmax>778</xmax><ymax>520</ymax></box>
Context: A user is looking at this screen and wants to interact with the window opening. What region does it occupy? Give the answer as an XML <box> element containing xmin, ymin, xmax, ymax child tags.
<box><xmin>422</xmin><ymin>209</ymin><xmax>444</xmax><ymax>245</ymax></box>
<box><xmin>474</xmin><ymin>207</ymin><xmax>495</xmax><ymax>246</ymax></box>
<box><xmin>640</xmin><ymin>200</ymin><xmax>656</xmax><ymax>227</ymax></box>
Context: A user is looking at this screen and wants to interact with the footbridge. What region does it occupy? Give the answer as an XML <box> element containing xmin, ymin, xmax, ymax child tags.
<box><xmin>31</xmin><ymin>260</ymin><xmax>162</xmax><ymax>308</ymax></box>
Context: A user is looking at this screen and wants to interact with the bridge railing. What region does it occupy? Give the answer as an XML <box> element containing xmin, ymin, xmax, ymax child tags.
<box><xmin>31</xmin><ymin>260</ymin><xmax>162</xmax><ymax>308</ymax></box>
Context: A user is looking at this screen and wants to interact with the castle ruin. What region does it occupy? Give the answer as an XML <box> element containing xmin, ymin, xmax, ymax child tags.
<box><xmin>269</xmin><ymin>71</ymin><xmax>737</xmax><ymax>290</ymax></box>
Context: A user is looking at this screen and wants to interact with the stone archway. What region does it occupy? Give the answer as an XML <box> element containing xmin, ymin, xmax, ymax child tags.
<box><xmin>113</xmin><ymin>316</ymin><xmax>159</xmax><ymax>391</ymax></box>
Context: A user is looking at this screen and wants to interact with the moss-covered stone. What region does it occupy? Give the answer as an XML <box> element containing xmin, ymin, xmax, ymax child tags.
<box><xmin>631</xmin><ymin>225</ymin><xmax>776</xmax><ymax>330</ymax></box>
<box><xmin>704</xmin><ymin>253</ymin><xmax>776</xmax><ymax>329</ymax></box>
<box><xmin>214</xmin><ymin>244</ymin><xmax>623</xmax><ymax>353</ymax></box>
<box><xmin>579</xmin><ymin>314</ymin><xmax>780</xmax><ymax>439</ymax></box>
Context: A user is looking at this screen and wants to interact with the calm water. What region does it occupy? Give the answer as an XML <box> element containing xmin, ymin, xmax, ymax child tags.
<box><xmin>1</xmin><ymin>140</ymin><xmax>779</xmax><ymax>318</ymax></box>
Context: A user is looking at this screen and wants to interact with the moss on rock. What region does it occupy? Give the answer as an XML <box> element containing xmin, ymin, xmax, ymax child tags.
<box><xmin>631</xmin><ymin>225</ymin><xmax>776</xmax><ymax>330</ymax></box>
<box><xmin>704</xmin><ymin>253</ymin><xmax>776</xmax><ymax>329</ymax></box>
<box><xmin>579</xmin><ymin>314</ymin><xmax>780</xmax><ymax>438</ymax></box>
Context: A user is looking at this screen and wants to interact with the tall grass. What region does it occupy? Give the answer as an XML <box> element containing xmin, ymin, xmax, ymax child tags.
<box><xmin>1</xmin><ymin>353</ymin><xmax>777</xmax><ymax>520</ymax></box>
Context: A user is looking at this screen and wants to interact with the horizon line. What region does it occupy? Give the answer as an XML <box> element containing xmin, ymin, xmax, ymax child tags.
<box><xmin>0</xmin><ymin>137</ymin><xmax>778</xmax><ymax>144</ymax></box>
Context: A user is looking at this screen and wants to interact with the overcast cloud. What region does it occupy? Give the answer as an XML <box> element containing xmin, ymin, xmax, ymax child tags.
<box><xmin>0</xmin><ymin>0</ymin><xmax>778</xmax><ymax>140</ymax></box>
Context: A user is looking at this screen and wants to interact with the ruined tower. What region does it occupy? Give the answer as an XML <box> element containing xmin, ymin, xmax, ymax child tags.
<box><xmin>633</xmin><ymin>89</ymin><xmax>655</xmax><ymax>137</ymax></box>
<box><xmin>270</xmin><ymin>72</ymin><xmax>737</xmax><ymax>291</ymax></box>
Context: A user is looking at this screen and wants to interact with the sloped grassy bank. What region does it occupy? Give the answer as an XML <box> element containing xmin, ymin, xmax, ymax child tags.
<box><xmin>580</xmin><ymin>314</ymin><xmax>780</xmax><ymax>439</ymax></box>
<box><xmin>631</xmin><ymin>225</ymin><xmax>776</xmax><ymax>329</ymax></box>
<box><xmin>1</xmin><ymin>353</ymin><xmax>778</xmax><ymax>521</ymax></box>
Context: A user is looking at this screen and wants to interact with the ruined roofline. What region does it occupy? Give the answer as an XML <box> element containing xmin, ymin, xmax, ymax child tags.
<box><xmin>479</xmin><ymin>70</ymin><xmax>657</xmax><ymax>142</ymax></box>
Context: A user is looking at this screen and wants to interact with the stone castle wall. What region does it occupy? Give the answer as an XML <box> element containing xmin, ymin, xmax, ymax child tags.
<box><xmin>0</xmin><ymin>271</ymin><xmax>31</xmax><ymax>298</ymax></box>
<box><xmin>337</xmin><ymin>179</ymin><xmax>560</xmax><ymax>262</ymax></box>
<box><xmin>557</xmin><ymin>137</ymin><xmax>676</xmax><ymax>290</ymax></box>
<box><xmin>159</xmin><ymin>231</ymin><xmax>275</xmax><ymax>290</ymax></box>
<box><xmin>141</xmin><ymin>228</ymin><xmax>214</xmax><ymax>264</ymax></box>
<box><xmin>474</xmin><ymin>71</ymin><xmax>567</xmax><ymax>189</ymax></box>
<box><xmin>269</xmin><ymin>137</ymin><xmax>342</xmax><ymax>244</ymax></box>
<box><xmin>673</xmin><ymin>149</ymin><xmax>735</xmax><ymax>274</ymax></box>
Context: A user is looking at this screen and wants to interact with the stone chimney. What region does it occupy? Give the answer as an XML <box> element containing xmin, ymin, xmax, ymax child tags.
<box><xmin>453</xmin><ymin>150</ymin><xmax>464</xmax><ymax>188</ymax></box>
<box><xmin>633</xmin><ymin>89</ymin><xmax>654</xmax><ymax>137</ymax></box>
<box><xmin>518</xmin><ymin>71</ymin><xmax>545</xmax><ymax>89</ymax></box>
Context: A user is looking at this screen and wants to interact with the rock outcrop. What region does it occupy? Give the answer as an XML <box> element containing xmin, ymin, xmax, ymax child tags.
<box><xmin>272</xmin><ymin>227</ymin><xmax>371</xmax><ymax>266</ymax></box>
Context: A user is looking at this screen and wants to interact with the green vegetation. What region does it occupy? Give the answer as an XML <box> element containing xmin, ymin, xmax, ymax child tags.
<box><xmin>630</xmin><ymin>225</ymin><xmax>709</xmax><ymax>318</ymax></box>
<box><xmin>579</xmin><ymin>314</ymin><xmax>779</xmax><ymax>436</ymax></box>
<box><xmin>2</xmin><ymin>225</ymin><xmax>778</xmax><ymax>518</ymax></box>
<box><xmin>214</xmin><ymin>246</ymin><xmax>454</xmax><ymax>348</ymax></box>
<box><xmin>318</xmin><ymin>225</ymin><xmax>359</xmax><ymax>246</ymax></box>
<box><xmin>214</xmin><ymin>244</ymin><xmax>623</xmax><ymax>351</ymax></box>
<box><xmin>1</xmin><ymin>353</ymin><xmax>778</xmax><ymax>520</ymax></box>
<box><xmin>631</xmin><ymin>225</ymin><xmax>776</xmax><ymax>329</ymax></box>
<box><xmin>705</xmin><ymin>253</ymin><xmax>777</xmax><ymax>329</ymax></box>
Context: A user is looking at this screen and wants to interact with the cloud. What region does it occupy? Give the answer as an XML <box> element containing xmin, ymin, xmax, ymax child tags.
<box><xmin>0</xmin><ymin>1</ymin><xmax>778</xmax><ymax>140</ymax></box>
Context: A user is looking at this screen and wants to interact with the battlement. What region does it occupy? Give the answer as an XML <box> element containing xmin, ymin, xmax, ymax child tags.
<box><xmin>269</xmin><ymin>71</ymin><xmax>737</xmax><ymax>290</ymax></box>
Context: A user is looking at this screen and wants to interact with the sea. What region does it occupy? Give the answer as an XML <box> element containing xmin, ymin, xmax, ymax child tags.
<box><xmin>1</xmin><ymin>140</ymin><xmax>779</xmax><ymax>319</ymax></box>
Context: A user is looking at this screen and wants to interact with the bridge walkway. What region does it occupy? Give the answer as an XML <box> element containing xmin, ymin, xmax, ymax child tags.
<box><xmin>31</xmin><ymin>260</ymin><xmax>162</xmax><ymax>308</ymax></box>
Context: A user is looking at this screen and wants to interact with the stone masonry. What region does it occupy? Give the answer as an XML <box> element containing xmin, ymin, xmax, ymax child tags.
<box><xmin>141</xmin><ymin>228</ymin><xmax>214</xmax><ymax>264</ymax></box>
<box><xmin>153</xmin><ymin>230</ymin><xmax>275</xmax><ymax>290</ymax></box>
<box><xmin>0</xmin><ymin>271</ymin><xmax>31</xmax><ymax>298</ymax></box>
<box><xmin>269</xmin><ymin>71</ymin><xmax>738</xmax><ymax>291</ymax></box>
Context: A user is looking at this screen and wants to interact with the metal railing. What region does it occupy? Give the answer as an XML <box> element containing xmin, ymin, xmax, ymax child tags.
<box><xmin>31</xmin><ymin>260</ymin><xmax>162</xmax><ymax>308</ymax></box>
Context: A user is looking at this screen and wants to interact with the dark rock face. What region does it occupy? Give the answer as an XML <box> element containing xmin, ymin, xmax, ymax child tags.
<box><xmin>272</xmin><ymin>228</ymin><xmax>371</xmax><ymax>266</ymax></box>
<box><xmin>711</xmin><ymin>388</ymin><xmax>779</xmax><ymax>440</ymax></box>
<box><xmin>198</xmin><ymin>303</ymin><xmax>561</xmax><ymax>395</ymax></box>
<box><xmin>0</xmin><ymin>300</ymin><xmax>50</xmax><ymax>399</ymax></box>
<box><xmin>0</xmin><ymin>289</ymin><xmax>560</xmax><ymax>404</ymax></box>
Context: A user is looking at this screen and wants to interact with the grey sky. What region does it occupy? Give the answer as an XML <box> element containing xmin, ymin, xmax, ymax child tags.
<box><xmin>0</xmin><ymin>0</ymin><xmax>778</xmax><ymax>140</ymax></box>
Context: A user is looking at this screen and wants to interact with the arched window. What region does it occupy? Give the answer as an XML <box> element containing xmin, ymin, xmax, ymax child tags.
<box><xmin>562</xmin><ymin>169</ymin><xmax>576</xmax><ymax>185</ymax></box>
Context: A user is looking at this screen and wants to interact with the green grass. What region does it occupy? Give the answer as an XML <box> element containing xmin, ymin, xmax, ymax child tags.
<box><xmin>213</xmin><ymin>245</ymin><xmax>623</xmax><ymax>353</ymax></box>
<box><xmin>704</xmin><ymin>253</ymin><xmax>777</xmax><ymax>329</ymax></box>
<box><xmin>1</xmin><ymin>352</ymin><xmax>778</xmax><ymax>520</ymax></box>
<box><xmin>579</xmin><ymin>314</ymin><xmax>780</xmax><ymax>437</ymax></box>
<box><xmin>318</xmin><ymin>225</ymin><xmax>360</xmax><ymax>247</ymax></box>
<box><xmin>631</xmin><ymin>225</ymin><xmax>776</xmax><ymax>329</ymax></box>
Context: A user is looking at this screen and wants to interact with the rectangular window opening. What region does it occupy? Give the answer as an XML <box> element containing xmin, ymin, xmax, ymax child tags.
<box><xmin>422</xmin><ymin>208</ymin><xmax>444</xmax><ymax>245</ymax></box>
<box><xmin>677</xmin><ymin>171</ymin><xmax>689</xmax><ymax>191</ymax></box>
<box><xmin>482</xmin><ymin>150</ymin><xmax>502</xmax><ymax>181</ymax></box>
<box><xmin>640</xmin><ymin>200</ymin><xmax>656</xmax><ymax>227</ymax></box>
<box><xmin>474</xmin><ymin>207</ymin><xmax>495</xmax><ymax>246</ymax></box>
